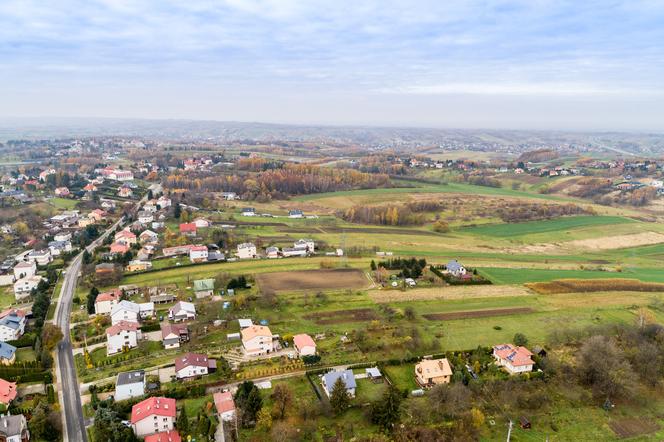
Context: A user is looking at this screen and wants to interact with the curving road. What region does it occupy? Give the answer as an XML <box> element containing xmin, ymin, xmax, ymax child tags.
<box><xmin>55</xmin><ymin>202</ymin><xmax>143</xmax><ymax>440</ymax></box>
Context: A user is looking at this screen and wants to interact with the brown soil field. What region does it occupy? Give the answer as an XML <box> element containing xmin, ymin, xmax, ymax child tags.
<box><xmin>609</xmin><ymin>418</ymin><xmax>660</xmax><ymax>439</ymax></box>
<box><xmin>368</xmin><ymin>285</ymin><xmax>533</xmax><ymax>303</ymax></box>
<box><xmin>256</xmin><ymin>268</ymin><xmax>369</xmax><ymax>292</ymax></box>
<box><xmin>515</xmin><ymin>231</ymin><xmax>664</xmax><ymax>255</ymax></box>
<box><xmin>423</xmin><ymin>307</ymin><xmax>534</xmax><ymax>321</ymax></box>
<box><xmin>526</xmin><ymin>278</ymin><xmax>664</xmax><ymax>295</ymax></box>
<box><xmin>303</xmin><ymin>308</ymin><xmax>378</xmax><ymax>324</ymax></box>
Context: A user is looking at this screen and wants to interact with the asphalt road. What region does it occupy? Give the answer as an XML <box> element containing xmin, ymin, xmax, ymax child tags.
<box><xmin>54</xmin><ymin>213</ymin><xmax>129</xmax><ymax>441</ymax></box>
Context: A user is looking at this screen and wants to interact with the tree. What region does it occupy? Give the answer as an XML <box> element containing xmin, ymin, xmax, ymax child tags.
<box><xmin>176</xmin><ymin>407</ymin><xmax>189</xmax><ymax>435</ymax></box>
<box><xmin>87</xmin><ymin>286</ymin><xmax>99</xmax><ymax>314</ymax></box>
<box><xmin>428</xmin><ymin>384</ymin><xmax>472</xmax><ymax>417</ymax></box>
<box><xmin>174</xmin><ymin>203</ymin><xmax>182</xmax><ymax>219</ymax></box>
<box><xmin>256</xmin><ymin>406</ymin><xmax>273</xmax><ymax>431</ymax></box>
<box><xmin>577</xmin><ymin>335</ymin><xmax>637</xmax><ymax>400</ymax></box>
<box><xmin>329</xmin><ymin>377</ymin><xmax>351</xmax><ymax>415</ymax></box>
<box><xmin>28</xmin><ymin>402</ymin><xmax>60</xmax><ymax>441</ymax></box>
<box><xmin>235</xmin><ymin>381</ymin><xmax>263</xmax><ymax>426</ymax></box>
<box><xmin>271</xmin><ymin>383</ymin><xmax>293</xmax><ymax>419</ymax></box>
<box><xmin>93</xmin><ymin>407</ymin><xmax>138</xmax><ymax>442</ymax></box>
<box><xmin>41</xmin><ymin>324</ymin><xmax>63</xmax><ymax>351</ymax></box>
<box><xmin>370</xmin><ymin>260</ymin><xmax>377</xmax><ymax>271</ymax></box>
<box><xmin>370</xmin><ymin>384</ymin><xmax>403</xmax><ymax>432</ymax></box>
<box><xmin>513</xmin><ymin>332</ymin><xmax>528</xmax><ymax>347</ymax></box>
<box><xmin>195</xmin><ymin>414</ymin><xmax>210</xmax><ymax>438</ymax></box>
<box><xmin>432</xmin><ymin>220</ymin><xmax>450</xmax><ymax>233</ymax></box>
<box><xmin>470</xmin><ymin>407</ymin><xmax>485</xmax><ymax>429</ymax></box>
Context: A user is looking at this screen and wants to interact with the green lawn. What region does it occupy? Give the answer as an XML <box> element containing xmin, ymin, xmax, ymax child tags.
<box><xmin>479</xmin><ymin>266</ymin><xmax>664</xmax><ymax>285</ymax></box>
<box><xmin>383</xmin><ymin>364</ymin><xmax>418</xmax><ymax>391</ymax></box>
<box><xmin>463</xmin><ymin>215</ymin><xmax>635</xmax><ymax>238</ymax></box>
<box><xmin>354</xmin><ymin>378</ymin><xmax>386</xmax><ymax>404</ymax></box>
<box><xmin>15</xmin><ymin>347</ymin><xmax>37</xmax><ymax>362</ymax></box>
<box><xmin>49</xmin><ymin>197</ymin><xmax>79</xmax><ymax>210</ymax></box>
<box><xmin>0</xmin><ymin>287</ymin><xmax>15</xmax><ymax>309</ymax></box>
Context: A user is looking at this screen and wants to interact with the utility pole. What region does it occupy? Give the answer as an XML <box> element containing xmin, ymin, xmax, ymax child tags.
<box><xmin>506</xmin><ymin>419</ymin><xmax>513</xmax><ymax>442</ymax></box>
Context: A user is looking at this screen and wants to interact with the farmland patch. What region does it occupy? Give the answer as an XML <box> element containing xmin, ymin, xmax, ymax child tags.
<box><xmin>256</xmin><ymin>268</ymin><xmax>369</xmax><ymax>292</ymax></box>
<box><xmin>303</xmin><ymin>308</ymin><xmax>378</xmax><ymax>324</ymax></box>
<box><xmin>609</xmin><ymin>418</ymin><xmax>660</xmax><ymax>439</ymax></box>
<box><xmin>423</xmin><ymin>307</ymin><xmax>534</xmax><ymax>321</ymax></box>
<box><xmin>526</xmin><ymin>278</ymin><xmax>664</xmax><ymax>294</ymax></box>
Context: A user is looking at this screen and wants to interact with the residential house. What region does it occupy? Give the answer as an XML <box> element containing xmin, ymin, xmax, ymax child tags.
<box><xmin>493</xmin><ymin>344</ymin><xmax>535</xmax><ymax>374</ymax></box>
<box><xmin>13</xmin><ymin>276</ymin><xmax>43</xmax><ymax>300</ymax></box>
<box><xmin>131</xmin><ymin>396</ymin><xmax>176</xmax><ymax>437</ymax></box>
<box><xmin>126</xmin><ymin>260</ymin><xmax>152</xmax><ymax>272</ymax></box>
<box><xmin>193</xmin><ymin>279</ymin><xmax>214</xmax><ymax>298</ymax></box>
<box><xmin>213</xmin><ymin>391</ymin><xmax>236</xmax><ymax>421</ymax></box>
<box><xmin>157</xmin><ymin>196</ymin><xmax>171</xmax><ymax>208</ymax></box>
<box><xmin>138</xmin><ymin>302</ymin><xmax>155</xmax><ymax>319</ymax></box>
<box><xmin>294</xmin><ymin>239</ymin><xmax>315</xmax><ymax>252</ymax></box>
<box><xmin>111</xmin><ymin>300</ymin><xmax>141</xmax><ymax>325</ymax></box>
<box><xmin>53</xmin><ymin>231</ymin><xmax>72</xmax><ymax>242</ymax></box>
<box><xmin>0</xmin><ymin>342</ymin><xmax>17</xmax><ymax>365</ymax></box>
<box><xmin>446</xmin><ymin>259</ymin><xmax>466</xmax><ymax>277</ymax></box>
<box><xmin>95</xmin><ymin>289</ymin><xmax>122</xmax><ymax>315</ymax></box>
<box><xmin>175</xmin><ymin>352</ymin><xmax>216</xmax><ymax>379</ymax></box>
<box><xmin>83</xmin><ymin>183</ymin><xmax>98</xmax><ymax>192</ymax></box>
<box><xmin>110</xmin><ymin>242</ymin><xmax>130</xmax><ymax>255</ymax></box>
<box><xmin>265</xmin><ymin>246</ymin><xmax>279</xmax><ymax>259</ymax></box>
<box><xmin>145</xmin><ymin>430</ymin><xmax>181</xmax><ymax>442</ymax></box>
<box><xmin>78</xmin><ymin>217</ymin><xmax>94</xmax><ymax>228</ymax></box>
<box><xmin>221</xmin><ymin>192</ymin><xmax>237</xmax><ymax>200</ymax></box>
<box><xmin>139</xmin><ymin>230</ymin><xmax>159</xmax><ymax>244</ymax></box>
<box><xmin>0</xmin><ymin>414</ymin><xmax>29</xmax><ymax>442</ymax></box>
<box><xmin>415</xmin><ymin>358</ymin><xmax>453</xmax><ymax>387</ymax></box>
<box><xmin>241</xmin><ymin>325</ymin><xmax>274</xmax><ymax>356</ymax></box>
<box><xmin>293</xmin><ymin>334</ymin><xmax>316</xmax><ymax>357</ymax></box>
<box><xmin>118</xmin><ymin>186</ymin><xmax>133</xmax><ymax>198</ymax></box>
<box><xmin>236</xmin><ymin>243</ymin><xmax>257</xmax><ymax>259</ymax></box>
<box><xmin>27</xmin><ymin>249</ymin><xmax>52</xmax><ymax>266</ymax></box>
<box><xmin>115</xmin><ymin>229</ymin><xmax>137</xmax><ymax>245</ymax></box>
<box><xmin>48</xmin><ymin>240</ymin><xmax>72</xmax><ymax>256</ymax></box>
<box><xmin>0</xmin><ymin>309</ymin><xmax>27</xmax><ymax>342</ymax></box>
<box><xmin>106</xmin><ymin>321</ymin><xmax>142</xmax><ymax>355</ymax></box>
<box><xmin>179</xmin><ymin>223</ymin><xmax>197</xmax><ymax>236</ymax></box>
<box><xmin>241</xmin><ymin>207</ymin><xmax>256</xmax><ymax>217</ymax></box>
<box><xmin>288</xmin><ymin>209</ymin><xmax>304</xmax><ymax>219</ymax></box>
<box><xmin>115</xmin><ymin>370</ymin><xmax>145</xmax><ymax>401</ymax></box>
<box><xmin>54</xmin><ymin>187</ymin><xmax>70</xmax><ymax>197</ymax></box>
<box><xmin>188</xmin><ymin>245</ymin><xmax>208</xmax><ymax>263</ymax></box>
<box><xmin>161</xmin><ymin>245</ymin><xmax>192</xmax><ymax>257</ymax></box>
<box><xmin>168</xmin><ymin>301</ymin><xmax>196</xmax><ymax>322</ymax></box>
<box><xmin>138</xmin><ymin>211</ymin><xmax>154</xmax><ymax>224</ymax></box>
<box><xmin>13</xmin><ymin>261</ymin><xmax>35</xmax><ymax>280</ymax></box>
<box><xmin>322</xmin><ymin>369</ymin><xmax>356</xmax><ymax>397</ymax></box>
<box><xmin>193</xmin><ymin>218</ymin><xmax>210</xmax><ymax>228</ymax></box>
<box><xmin>0</xmin><ymin>378</ymin><xmax>17</xmax><ymax>407</ymax></box>
<box><xmin>161</xmin><ymin>324</ymin><xmax>189</xmax><ymax>349</ymax></box>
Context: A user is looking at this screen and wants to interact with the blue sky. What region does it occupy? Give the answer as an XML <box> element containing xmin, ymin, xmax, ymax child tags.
<box><xmin>1</xmin><ymin>0</ymin><xmax>663</xmax><ymax>131</ymax></box>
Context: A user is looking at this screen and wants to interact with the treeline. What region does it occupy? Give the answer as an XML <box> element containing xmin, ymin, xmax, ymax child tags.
<box><xmin>163</xmin><ymin>164</ymin><xmax>390</xmax><ymax>200</ymax></box>
<box><xmin>458</xmin><ymin>174</ymin><xmax>502</xmax><ymax>188</ymax></box>
<box><xmin>340</xmin><ymin>199</ymin><xmax>445</xmax><ymax>226</ymax></box>
<box><xmin>375</xmin><ymin>257</ymin><xmax>427</xmax><ymax>278</ymax></box>
<box><xmin>496</xmin><ymin>203</ymin><xmax>594</xmax><ymax>223</ymax></box>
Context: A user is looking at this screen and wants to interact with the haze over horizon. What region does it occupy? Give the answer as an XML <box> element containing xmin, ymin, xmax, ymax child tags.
<box><xmin>2</xmin><ymin>1</ymin><xmax>664</xmax><ymax>132</ymax></box>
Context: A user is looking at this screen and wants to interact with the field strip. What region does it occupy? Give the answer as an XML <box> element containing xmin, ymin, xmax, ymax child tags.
<box><xmin>367</xmin><ymin>284</ymin><xmax>533</xmax><ymax>303</ymax></box>
<box><xmin>423</xmin><ymin>307</ymin><xmax>534</xmax><ymax>321</ymax></box>
<box><xmin>510</xmin><ymin>231</ymin><xmax>664</xmax><ymax>254</ymax></box>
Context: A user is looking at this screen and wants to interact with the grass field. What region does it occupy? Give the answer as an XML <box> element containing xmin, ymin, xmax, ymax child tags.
<box><xmin>478</xmin><ymin>266</ymin><xmax>664</xmax><ymax>284</ymax></box>
<box><xmin>463</xmin><ymin>215</ymin><xmax>635</xmax><ymax>238</ymax></box>
<box><xmin>49</xmin><ymin>197</ymin><xmax>79</xmax><ymax>210</ymax></box>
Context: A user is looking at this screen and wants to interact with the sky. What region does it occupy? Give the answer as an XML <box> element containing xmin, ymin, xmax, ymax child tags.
<box><xmin>1</xmin><ymin>0</ymin><xmax>664</xmax><ymax>131</ymax></box>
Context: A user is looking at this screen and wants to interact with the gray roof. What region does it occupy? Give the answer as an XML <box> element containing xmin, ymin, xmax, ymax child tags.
<box><xmin>0</xmin><ymin>342</ymin><xmax>17</xmax><ymax>360</ymax></box>
<box><xmin>0</xmin><ymin>414</ymin><xmax>27</xmax><ymax>437</ymax></box>
<box><xmin>0</xmin><ymin>314</ymin><xmax>22</xmax><ymax>330</ymax></box>
<box><xmin>323</xmin><ymin>369</ymin><xmax>356</xmax><ymax>391</ymax></box>
<box><xmin>116</xmin><ymin>370</ymin><xmax>145</xmax><ymax>386</ymax></box>
<box><xmin>447</xmin><ymin>260</ymin><xmax>463</xmax><ymax>272</ymax></box>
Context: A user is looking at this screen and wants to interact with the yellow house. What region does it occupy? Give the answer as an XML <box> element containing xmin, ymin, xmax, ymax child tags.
<box><xmin>126</xmin><ymin>260</ymin><xmax>152</xmax><ymax>272</ymax></box>
<box><xmin>415</xmin><ymin>358</ymin><xmax>453</xmax><ymax>387</ymax></box>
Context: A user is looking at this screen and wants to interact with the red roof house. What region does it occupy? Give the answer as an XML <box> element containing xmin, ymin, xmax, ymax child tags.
<box><xmin>144</xmin><ymin>430</ymin><xmax>181</xmax><ymax>442</ymax></box>
<box><xmin>0</xmin><ymin>378</ymin><xmax>17</xmax><ymax>405</ymax></box>
<box><xmin>179</xmin><ymin>223</ymin><xmax>197</xmax><ymax>235</ymax></box>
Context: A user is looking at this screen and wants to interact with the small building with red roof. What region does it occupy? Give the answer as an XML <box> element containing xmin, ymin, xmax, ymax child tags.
<box><xmin>0</xmin><ymin>378</ymin><xmax>17</xmax><ymax>405</ymax></box>
<box><xmin>213</xmin><ymin>391</ymin><xmax>236</xmax><ymax>421</ymax></box>
<box><xmin>492</xmin><ymin>344</ymin><xmax>535</xmax><ymax>374</ymax></box>
<box><xmin>293</xmin><ymin>333</ymin><xmax>316</xmax><ymax>357</ymax></box>
<box><xmin>144</xmin><ymin>430</ymin><xmax>181</xmax><ymax>442</ymax></box>
<box><xmin>179</xmin><ymin>223</ymin><xmax>197</xmax><ymax>236</ymax></box>
<box><xmin>131</xmin><ymin>396</ymin><xmax>177</xmax><ymax>437</ymax></box>
<box><xmin>110</xmin><ymin>242</ymin><xmax>130</xmax><ymax>255</ymax></box>
<box><xmin>94</xmin><ymin>289</ymin><xmax>122</xmax><ymax>315</ymax></box>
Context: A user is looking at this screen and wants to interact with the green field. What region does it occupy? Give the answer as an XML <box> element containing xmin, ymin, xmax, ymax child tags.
<box><xmin>479</xmin><ymin>266</ymin><xmax>664</xmax><ymax>285</ymax></box>
<box><xmin>49</xmin><ymin>197</ymin><xmax>79</xmax><ymax>210</ymax></box>
<box><xmin>463</xmin><ymin>215</ymin><xmax>635</xmax><ymax>238</ymax></box>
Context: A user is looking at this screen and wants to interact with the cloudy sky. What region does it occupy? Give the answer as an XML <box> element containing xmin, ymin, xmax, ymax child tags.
<box><xmin>1</xmin><ymin>0</ymin><xmax>663</xmax><ymax>131</ymax></box>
